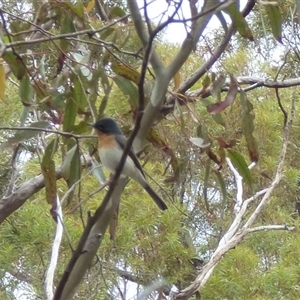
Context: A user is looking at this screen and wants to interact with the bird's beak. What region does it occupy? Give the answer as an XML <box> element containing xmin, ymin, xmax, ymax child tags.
<box><xmin>87</xmin><ymin>123</ymin><xmax>95</xmax><ymax>128</ymax></box>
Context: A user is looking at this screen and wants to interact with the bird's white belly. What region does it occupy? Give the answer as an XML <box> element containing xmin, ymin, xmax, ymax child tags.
<box><xmin>98</xmin><ymin>148</ymin><xmax>143</xmax><ymax>183</ymax></box>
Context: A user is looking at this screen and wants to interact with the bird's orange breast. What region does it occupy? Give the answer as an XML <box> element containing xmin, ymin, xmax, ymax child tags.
<box><xmin>97</xmin><ymin>132</ymin><xmax>117</xmax><ymax>149</ymax></box>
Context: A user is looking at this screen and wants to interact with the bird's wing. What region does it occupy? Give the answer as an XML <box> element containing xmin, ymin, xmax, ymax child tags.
<box><xmin>115</xmin><ymin>134</ymin><xmax>146</xmax><ymax>178</ymax></box>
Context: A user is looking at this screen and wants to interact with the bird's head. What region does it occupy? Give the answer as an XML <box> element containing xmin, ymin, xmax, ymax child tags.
<box><xmin>89</xmin><ymin>118</ymin><xmax>123</xmax><ymax>135</ymax></box>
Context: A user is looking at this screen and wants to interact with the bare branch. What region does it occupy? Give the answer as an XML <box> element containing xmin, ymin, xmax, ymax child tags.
<box><xmin>226</xmin><ymin>157</ymin><xmax>243</xmax><ymax>213</ymax></box>
<box><xmin>127</xmin><ymin>0</ymin><xmax>165</xmax><ymax>75</ymax></box>
<box><xmin>0</xmin><ymin>167</ymin><xmax>60</xmax><ymax>225</ymax></box>
<box><xmin>137</xmin><ymin>279</ymin><xmax>168</xmax><ymax>300</ymax></box>
<box><xmin>0</xmin><ymin>157</ymin><xmax>92</xmax><ymax>225</ymax></box>
<box><xmin>94</xmin><ymin>0</ymin><xmax>109</xmax><ymax>21</ymax></box>
<box><xmin>0</xmin><ymin>126</ymin><xmax>95</xmax><ymax>139</ymax></box>
<box><xmin>169</xmin><ymin>75</ymin><xmax>300</xmax><ymax>109</ymax></box>
<box><xmin>44</xmin><ymin>196</ymin><xmax>63</xmax><ymax>300</ymax></box>
<box><xmin>237</xmin><ymin>76</ymin><xmax>300</xmax><ymax>90</ymax></box>
<box><xmin>246</xmin><ymin>225</ymin><xmax>295</xmax><ymax>233</ymax></box>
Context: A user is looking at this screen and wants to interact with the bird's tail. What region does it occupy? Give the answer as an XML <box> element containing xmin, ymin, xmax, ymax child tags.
<box><xmin>143</xmin><ymin>184</ymin><xmax>167</xmax><ymax>211</ymax></box>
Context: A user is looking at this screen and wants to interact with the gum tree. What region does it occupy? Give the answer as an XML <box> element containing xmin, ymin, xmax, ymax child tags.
<box><xmin>1</xmin><ymin>0</ymin><xmax>300</xmax><ymax>299</ymax></box>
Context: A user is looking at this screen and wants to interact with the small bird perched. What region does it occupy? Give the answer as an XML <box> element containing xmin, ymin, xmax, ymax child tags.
<box><xmin>90</xmin><ymin>118</ymin><xmax>167</xmax><ymax>211</ymax></box>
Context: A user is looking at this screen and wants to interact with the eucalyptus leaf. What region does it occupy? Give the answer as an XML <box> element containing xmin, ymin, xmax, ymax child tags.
<box><xmin>190</xmin><ymin>137</ymin><xmax>210</xmax><ymax>148</ymax></box>
<box><xmin>91</xmin><ymin>159</ymin><xmax>106</xmax><ymax>184</ymax></box>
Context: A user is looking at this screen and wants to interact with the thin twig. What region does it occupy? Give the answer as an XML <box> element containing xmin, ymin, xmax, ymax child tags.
<box><xmin>66</xmin><ymin>179</ymin><xmax>111</xmax><ymax>214</ymax></box>
<box><xmin>0</xmin><ymin>126</ymin><xmax>95</xmax><ymax>139</ymax></box>
<box><xmin>1</xmin><ymin>14</ymin><xmax>130</xmax><ymax>51</ymax></box>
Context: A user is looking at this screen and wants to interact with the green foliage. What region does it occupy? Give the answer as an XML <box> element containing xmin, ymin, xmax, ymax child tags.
<box><xmin>0</xmin><ymin>0</ymin><xmax>299</xmax><ymax>299</ymax></box>
<box><xmin>202</xmin><ymin>245</ymin><xmax>260</xmax><ymax>299</ymax></box>
<box><xmin>202</xmin><ymin>228</ymin><xmax>300</xmax><ymax>299</ymax></box>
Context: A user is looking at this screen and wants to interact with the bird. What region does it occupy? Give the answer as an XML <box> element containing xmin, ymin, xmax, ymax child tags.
<box><xmin>89</xmin><ymin>118</ymin><xmax>168</xmax><ymax>211</ymax></box>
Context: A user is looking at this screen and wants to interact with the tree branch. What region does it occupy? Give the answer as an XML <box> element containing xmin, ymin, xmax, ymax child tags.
<box><xmin>246</xmin><ymin>225</ymin><xmax>295</xmax><ymax>233</ymax></box>
<box><xmin>238</xmin><ymin>76</ymin><xmax>300</xmax><ymax>90</ymax></box>
<box><xmin>0</xmin><ymin>126</ymin><xmax>94</xmax><ymax>139</ymax></box>
<box><xmin>226</xmin><ymin>157</ymin><xmax>243</xmax><ymax>213</ymax></box>
<box><xmin>166</xmin><ymin>75</ymin><xmax>300</xmax><ymax>111</ymax></box>
<box><xmin>127</xmin><ymin>0</ymin><xmax>165</xmax><ymax>75</ymax></box>
<box><xmin>44</xmin><ymin>196</ymin><xmax>63</xmax><ymax>300</ymax></box>
<box><xmin>0</xmin><ymin>167</ymin><xmax>62</xmax><ymax>225</ymax></box>
<box><xmin>0</xmin><ymin>157</ymin><xmax>92</xmax><ymax>225</ymax></box>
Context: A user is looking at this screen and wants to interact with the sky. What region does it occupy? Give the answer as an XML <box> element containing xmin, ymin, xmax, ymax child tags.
<box><xmin>136</xmin><ymin>0</ymin><xmax>248</xmax><ymax>43</ymax></box>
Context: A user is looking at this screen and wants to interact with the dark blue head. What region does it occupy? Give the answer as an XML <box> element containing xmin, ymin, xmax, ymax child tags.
<box><xmin>90</xmin><ymin>118</ymin><xmax>123</xmax><ymax>135</ymax></box>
